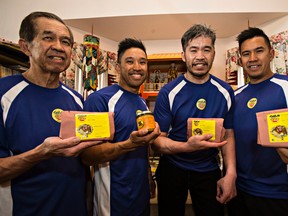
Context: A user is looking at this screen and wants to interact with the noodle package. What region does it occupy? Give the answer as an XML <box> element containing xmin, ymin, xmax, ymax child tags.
<box><xmin>187</xmin><ymin>118</ymin><xmax>225</xmax><ymax>142</ymax></box>
<box><xmin>256</xmin><ymin>108</ymin><xmax>288</xmax><ymax>147</ymax></box>
<box><xmin>60</xmin><ymin>111</ymin><xmax>115</xmax><ymax>141</ymax></box>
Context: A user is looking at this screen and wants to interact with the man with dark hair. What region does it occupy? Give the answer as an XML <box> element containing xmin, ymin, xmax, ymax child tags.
<box><xmin>228</xmin><ymin>27</ymin><xmax>288</xmax><ymax>216</ymax></box>
<box><xmin>0</xmin><ymin>11</ymin><xmax>100</xmax><ymax>215</ymax></box>
<box><xmin>19</xmin><ymin>11</ymin><xmax>74</xmax><ymax>44</ymax></box>
<box><xmin>152</xmin><ymin>24</ymin><xmax>237</xmax><ymax>216</ymax></box>
<box><xmin>81</xmin><ymin>38</ymin><xmax>160</xmax><ymax>216</ymax></box>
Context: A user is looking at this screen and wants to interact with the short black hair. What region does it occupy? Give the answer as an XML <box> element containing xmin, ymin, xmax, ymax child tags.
<box><xmin>19</xmin><ymin>11</ymin><xmax>74</xmax><ymax>45</ymax></box>
<box><xmin>181</xmin><ymin>24</ymin><xmax>216</xmax><ymax>51</ymax></box>
<box><xmin>117</xmin><ymin>38</ymin><xmax>147</xmax><ymax>63</ymax></box>
<box><xmin>237</xmin><ymin>27</ymin><xmax>271</xmax><ymax>52</ymax></box>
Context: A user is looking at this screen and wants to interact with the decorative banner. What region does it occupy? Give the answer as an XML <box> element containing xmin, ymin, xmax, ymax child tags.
<box><xmin>72</xmin><ymin>42</ymin><xmax>85</xmax><ymax>69</ymax></box>
<box><xmin>60</xmin><ymin>42</ymin><xmax>84</xmax><ymax>89</ymax></box>
<box><xmin>225</xmin><ymin>47</ymin><xmax>239</xmax><ymax>85</ymax></box>
<box><xmin>107</xmin><ymin>51</ymin><xmax>118</xmax><ymax>85</ymax></box>
<box><xmin>82</xmin><ymin>34</ymin><xmax>100</xmax><ymax>91</ymax></box>
<box><xmin>270</xmin><ymin>30</ymin><xmax>288</xmax><ymax>75</ymax></box>
<box><xmin>98</xmin><ymin>50</ymin><xmax>108</xmax><ymax>75</ymax></box>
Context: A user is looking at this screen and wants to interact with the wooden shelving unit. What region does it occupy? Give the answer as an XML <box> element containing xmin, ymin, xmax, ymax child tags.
<box><xmin>0</xmin><ymin>41</ymin><xmax>29</xmax><ymax>75</ymax></box>
<box><xmin>139</xmin><ymin>53</ymin><xmax>186</xmax><ymax>111</ymax></box>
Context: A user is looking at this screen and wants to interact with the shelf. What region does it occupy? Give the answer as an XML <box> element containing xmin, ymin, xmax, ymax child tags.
<box><xmin>0</xmin><ymin>42</ymin><xmax>29</xmax><ymax>70</ymax></box>
<box><xmin>140</xmin><ymin>53</ymin><xmax>186</xmax><ymax>103</ymax></box>
<box><xmin>148</xmin><ymin>53</ymin><xmax>182</xmax><ymax>61</ymax></box>
<box><xmin>139</xmin><ymin>85</ymin><xmax>158</xmax><ymax>100</ymax></box>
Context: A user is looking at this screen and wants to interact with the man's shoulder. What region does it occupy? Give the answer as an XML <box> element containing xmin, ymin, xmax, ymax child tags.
<box><xmin>273</xmin><ymin>73</ymin><xmax>288</xmax><ymax>81</ymax></box>
<box><xmin>161</xmin><ymin>75</ymin><xmax>185</xmax><ymax>90</ymax></box>
<box><xmin>61</xmin><ymin>83</ymin><xmax>83</xmax><ymax>99</ymax></box>
<box><xmin>85</xmin><ymin>85</ymin><xmax>120</xmax><ymax>104</ymax></box>
<box><xmin>0</xmin><ymin>75</ymin><xmax>25</xmax><ymax>92</ymax></box>
<box><xmin>90</xmin><ymin>85</ymin><xmax>119</xmax><ymax>96</ymax></box>
<box><xmin>210</xmin><ymin>74</ymin><xmax>232</xmax><ymax>88</ymax></box>
<box><xmin>0</xmin><ymin>74</ymin><xmax>23</xmax><ymax>83</ymax></box>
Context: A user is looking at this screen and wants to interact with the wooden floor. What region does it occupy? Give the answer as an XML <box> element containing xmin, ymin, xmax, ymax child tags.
<box><xmin>150</xmin><ymin>204</ymin><xmax>195</xmax><ymax>216</ymax></box>
<box><xmin>149</xmin><ymin>175</ymin><xmax>228</xmax><ymax>216</ymax></box>
<box><xmin>150</xmin><ymin>189</ymin><xmax>195</xmax><ymax>216</ymax></box>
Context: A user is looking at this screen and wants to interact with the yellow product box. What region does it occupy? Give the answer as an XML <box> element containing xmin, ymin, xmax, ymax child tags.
<box><xmin>192</xmin><ymin>119</ymin><xmax>216</xmax><ymax>140</ymax></box>
<box><xmin>267</xmin><ymin>112</ymin><xmax>288</xmax><ymax>142</ymax></box>
<box><xmin>60</xmin><ymin>111</ymin><xmax>115</xmax><ymax>141</ymax></box>
<box><xmin>75</xmin><ymin>113</ymin><xmax>110</xmax><ymax>140</ymax></box>
<box><xmin>257</xmin><ymin>108</ymin><xmax>288</xmax><ymax>147</ymax></box>
<box><xmin>187</xmin><ymin>118</ymin><xmax>224</xmax><ymax>142</ymax></box>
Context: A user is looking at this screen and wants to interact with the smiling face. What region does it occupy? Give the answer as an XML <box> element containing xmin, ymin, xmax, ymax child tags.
<box><xmin>21</xmin><ymin>17</ymin><xmax>73</xmax><ymax>75</ymax></box>
<box><xmin>182</xmin><ymin>36</ymin><xmax>215</xmax><ymax>83</ymax></box>
<box><xmin>117</xmin><ymin>47</ymin><xmax>148</xmax><ymax>93</ymax></box>
<box><xmin>239</xmin><ymin>36</ymin><xmax>274</xmax><ymax>84</ymax></box>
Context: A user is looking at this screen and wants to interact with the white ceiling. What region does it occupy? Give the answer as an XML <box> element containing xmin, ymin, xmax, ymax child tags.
<box><xmin>64</xmin><ymin>12</ymin><xmax>288</xmax><ymax>42</ymax></box>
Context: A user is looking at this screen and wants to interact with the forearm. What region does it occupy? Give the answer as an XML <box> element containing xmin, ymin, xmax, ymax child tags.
<box><xmin>221</xmin><ymin>129</ymin><xmax>236</xmax><ymax>177</ymax></box>
<box><xmin>276</xmin><ymin>148</ymin><xmax>288</xmax><ymax>164</ymax></box>
<box><xmin>152</xmin><ymin>134</ymin><xmax>185</xmax><ymax>154</ymax></box>
<box><xmin>152</xmin><ymin>132</ymin><xmax>228</xmax><ymax>154</ymax></box>
<box><xmin>80</xmin><ymin>140</ymin><xmax>137</xmax><ymax>165</ymax></box>
<box><xmin>0</xmin><ymin>145</ymin><xmax>48</xmax><ymax>183</ymax></box>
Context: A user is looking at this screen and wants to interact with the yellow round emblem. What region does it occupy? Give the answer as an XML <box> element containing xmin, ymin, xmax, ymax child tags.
<box><xmin>52</xmin><ymin>108</ymin><xmax>63</xmax><ymax>123</ymax></box>
<box><xmin>247</xmin><ymin>98</ymin><xmax>257</xmax><ymax>109</ymax></box>
<box><xmin>137</xmin><ymin>120</ymin><xmax>145</xmax><ymax>129</ymax></box>
<box><xmin>196</xmin><ymin>99</ymin><xmax>206</xmax><ymax>110</ymax></box>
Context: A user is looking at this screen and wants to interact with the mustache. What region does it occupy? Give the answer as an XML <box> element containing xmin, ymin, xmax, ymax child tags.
<box><xmin>192</xmin><ymin>61</ymin><xmax>208</xmax><ymax>65</ymax></box>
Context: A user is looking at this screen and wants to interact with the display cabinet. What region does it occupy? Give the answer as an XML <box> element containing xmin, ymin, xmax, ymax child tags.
<box><xmin>139</xmin><ymin>53</ymin><xmax>186</xmax><ymax>111</ymax></box>
<box><xmin>0</xmin><ymin>41</ymin><xmax>29</xmax><ymax>77</ymax></box>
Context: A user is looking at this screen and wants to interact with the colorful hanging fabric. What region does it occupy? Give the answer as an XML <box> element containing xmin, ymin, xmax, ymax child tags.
<box><xmin>107</xmin><ymin>51</ymin><xmax>118</xmax><ymax>85</ymax></box>
<box><xmin>225</xmin><ymin>47</ymin><xmax>239</xmax><ymax>85</ymax></box>
<box><xmin>60</xmin><ymin>42</ymin><xmax>84</xmax><ymax>89</ymax></box>
<box><xmin>82</xmin><ymin>34</ymin><xmax>99</xmax><ymax>91</ymax></box>
<box><xmin>270</xmin><ymin>30</ymin><xmax>288</xmax><ymax>75</ymax></box>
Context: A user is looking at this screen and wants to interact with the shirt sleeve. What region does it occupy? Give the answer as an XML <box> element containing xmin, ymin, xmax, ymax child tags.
<box><xmin>223</xmin><ymin>88</ymin><xmax>235</xmax><ymax>129</ymax></box>
<box><xmin>153</xmin><ymin>88</ymin><xmax>173</xmax><ymax>133</ymax></box>
<box><xmin>0</xmin><ymin>106</ymin><xmax>11</xmax><ymax>158</ymax></box>
<box><xmin>84</xmin><ymin>92</ymin><xmax>108</xmax><ymax>112</ymax></box>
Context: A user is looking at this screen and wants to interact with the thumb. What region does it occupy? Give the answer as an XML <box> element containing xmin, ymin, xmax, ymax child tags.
<box><xmin>202</xmin><ymin>134</ymin><xmax>213</xmax><ymax>140</ymax></box>
<box><xmin>63</xmin><ymin>137</ymin><xmax>81</xmax><ymax>146</ymax></box>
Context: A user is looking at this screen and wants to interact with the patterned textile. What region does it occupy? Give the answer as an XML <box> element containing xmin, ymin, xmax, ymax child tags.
<box><xmin>225</xmin><ymin>47</ymin><xmax>239</xmax><ymax>85</ymax></box>
<box><xmin>60</xmin><ymin>42</ymin><xmax>84</xmax><ymax>90</ymax></box>
<box><xmin>270</xmin><ymin>30</ymin><xmax>288</xmax><ymax>75</ymax></box>
<box><xmin>107</xmin><ymin>51</ymin><xmax>118</xmax><ymax>85</ymax></box>
<box><xmin>83</xmin><ymin>34</ymin><xmax>100</xmax><ymax>91</ymax></box>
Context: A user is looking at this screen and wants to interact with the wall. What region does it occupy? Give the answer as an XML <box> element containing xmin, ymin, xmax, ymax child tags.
<box><xmin>221</xmin><ymin>15</ymin><xmax>288</xmax><ymax>53</ymax></box>
<box><xmin>1</xmin><ymin>0</ymin><xmax>288</xmax><ymax>81</ymax></box>
<box><xmin>70</xmin><ymin>26</ymin><xmax>118</xmax><ymax>52</ymax></box>
<box><xmin>1</xmin><ymin>0</ymin><xmax>287</xmax><ymax>43</ymax></box>
<box><xmin>216</xmin><ymin>15</ymin><xmax>288</xmax><ymax>80</ymax></box>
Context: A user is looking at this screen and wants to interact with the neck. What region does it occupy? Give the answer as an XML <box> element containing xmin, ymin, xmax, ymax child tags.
<box><xmin>184</xmin><ymin>72</ymin><xmax>210</xmax><ymax>84</ymax></box>
<box><xmin>23</xmin><ymin>69</ymin><xmax>60</xmax><ymax>88</ymax></box>
<box><xmin>249</xmin><ymin>71</ymin><xmax>274</xmax><ymax>84</ymax></box>
<box><xmin>118</xmin><ymin>82</ymin><xmax>139</xmax><ymax>94</ymax></box>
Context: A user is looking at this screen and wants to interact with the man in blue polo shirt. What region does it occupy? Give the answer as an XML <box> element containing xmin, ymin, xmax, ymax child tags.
<box><xmin>0</xmin><ymin>11</ymin><xmax>99</xmax><ymax>216</ymax></box>
<box><xmin>153</xmin><ymin>24</ymin><xmax>237</xmax><ymax>216</ymax></box>
<box><xmin>228</xmin><ymin>27</ymin><xmax>288</xmax><ymax>216</ymax></box>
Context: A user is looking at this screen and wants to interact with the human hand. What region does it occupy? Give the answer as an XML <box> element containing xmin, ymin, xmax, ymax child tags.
<box><xmin>129</xmin><ymin>123</ymin><xmax>161</xmax><ymax>147</ymax></box>
<box><xmin>38</xmin><ymin>136</ymin><xmax>103</xmax><ymax>158</ymax></box>
<box><xmin>149</xmin><ymin>178</ymin><xmax>156</xmax><ymax>199</ymax></box>
<box><xmin>184</xmin><ymin>134</ymin><xmax>227</xmax><ymax>152</ymax></box>
<box><xmin>216</xmin><ymin>174</ymin><xmax>237</xmax><ymax>204</ymax></box>
<box><xmin>149</xmin><ymin>170</ymin><xmax>156</xmax><ymax>199</ymax></box>
<box><xmin>276</xmin><ymin>147</ymin><xmax>288</xmax><ymax>164</ymax></box>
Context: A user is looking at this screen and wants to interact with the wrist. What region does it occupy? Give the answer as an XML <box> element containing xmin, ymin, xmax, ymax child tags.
<box><xmin>117</xmin><ymin>140</ymin><xmax>137</xmax><ymax>150</ymax></box>
<box><xmin>34</xmin><ymin>143</ymin><xmax>51</xmax><ymax>160</ymax></box>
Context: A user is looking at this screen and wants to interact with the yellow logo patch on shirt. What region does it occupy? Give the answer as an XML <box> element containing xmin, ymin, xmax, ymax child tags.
<box><xmin>247</xmin><ymin>98</ymin><xmax>257</xmax><ymax>109</ymax></box>
<box><xmin>52</xmin><ymin>108</ymin><xmax>63</xmax><ymax>123</ymax></box>
<box><xmin>196</xmin><ymin>98</ymin><xmax>206</xmax><ymax>110</ymax></box>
